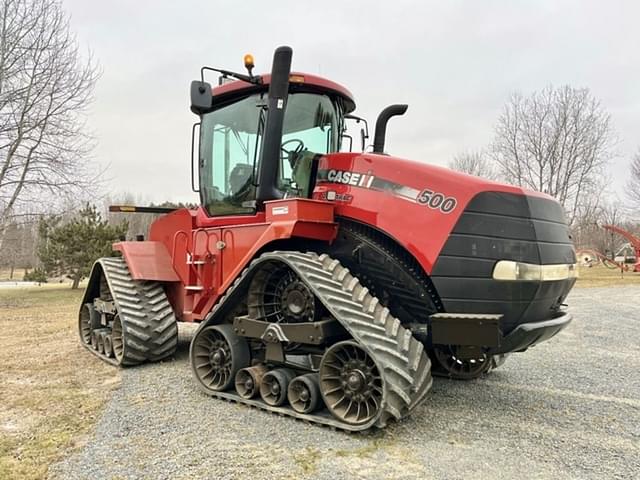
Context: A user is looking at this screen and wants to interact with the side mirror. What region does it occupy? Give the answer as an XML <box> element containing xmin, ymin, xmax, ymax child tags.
<box><xmin>190</xmin><ymin>80</ymin><xmax>213</xmax><ymax>114</ymax></box>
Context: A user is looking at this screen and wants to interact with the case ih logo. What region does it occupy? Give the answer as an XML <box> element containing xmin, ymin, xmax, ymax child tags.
<box><xmin>326</xmin><ymin>169</ymin><xmax>375</xmax><ymax>188</ymax></box>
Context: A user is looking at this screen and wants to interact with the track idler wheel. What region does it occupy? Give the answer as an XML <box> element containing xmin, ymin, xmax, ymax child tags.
<box><xmin>319</xmin><ymin>341</ymin><xmax>383</xmax><ymax>426</ymax></box>
<box><xmin>288</xmin><ymin>373</ymin><xmax>322</xmax><ymax>414</ymax></box>
<box><xmin>79</xmin><ymin>303</ymin><xmax>100</xmax><ymax>345</ymax></box>
<box><xmin>235</xmin><ymin>365</ymin><xmax>268</xmax><ymax>399</ymax></box>
<box><xmin>260</xmin><ymin>368</ymin><xmax>296</xmax><ymax>406</ymax></box>
<box><xmin>192</xmin><ymin>325</ymin><xmax>250</xmax><ymax>392</ymax></box>
<box><xmin>111</xmin><ymin>315</ymin><xmax>124</xmax><ymax>363</ymax></box>
<box><xmin>432</xmin><ymin>346</ymin><xmax>492</xmax><ymax>380</ymax></box>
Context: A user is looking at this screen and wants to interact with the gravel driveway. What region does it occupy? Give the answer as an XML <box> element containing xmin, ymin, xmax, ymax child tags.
<box><xmin>50</xmin><ymin>286</ymin><xmax>640</xmax><ymax>480</ymax></box>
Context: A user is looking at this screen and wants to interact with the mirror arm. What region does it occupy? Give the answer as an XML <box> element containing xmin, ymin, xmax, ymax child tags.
<box><xmin>201</xmin><ymin>66</ymin><xmax>262</xmax><ymax>85</ymax></box>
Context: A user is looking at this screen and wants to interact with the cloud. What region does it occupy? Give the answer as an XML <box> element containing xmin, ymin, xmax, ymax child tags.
<box><xmin>64</xmin><ymin>0</ymin><xmax>640</xmax><ymax>203</ymax></box>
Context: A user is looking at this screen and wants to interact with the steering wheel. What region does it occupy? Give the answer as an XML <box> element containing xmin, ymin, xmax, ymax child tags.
<box><xmin>280</xmin><ymin>138</ymin><xmax>305</xmax><ymax>164</ymax></box>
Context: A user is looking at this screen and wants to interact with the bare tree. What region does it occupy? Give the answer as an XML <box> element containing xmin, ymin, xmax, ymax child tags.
<box><xmin>572</xmin><ymin>200</ymin><xmax>626</xmax><ymax>254</ymax></box>
<box><xmin>627</xmin><ymin>149</ymin><xmax>640</xmax><ymax>211</ymax></box>
<box><xmin>448</xmin><ymin>150</ymin><xmax>498</xmax><ymax>180</ymax></box>
<box><xmin>0</xmin><ymin>0</ymin><xmax>99</xmax><ymax>228</ymax></box>
<box><xmin>491</xmin><ymin>85</ymin><xmax>615</xmax><ymax>225</ymax></box>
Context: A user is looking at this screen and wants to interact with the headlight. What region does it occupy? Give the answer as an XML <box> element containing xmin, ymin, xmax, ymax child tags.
<box><xmin>493</xmin><ymin>261</ymin><xmax>578</xmax><ymax>281</ymax></box>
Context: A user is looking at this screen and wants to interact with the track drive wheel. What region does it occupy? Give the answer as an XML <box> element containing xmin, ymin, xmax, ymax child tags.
<box><xmin>110</xmin><ymin>314</ymin><xmax>145</xmax><ymax>366</ymax></box>
<box><xmin>79</xmin><ymin>303</ymin><xmax>99</xmax><ymax>345</ymax></box>
<box><xmin>431</xmin><ymin>346</ymin><xmax>492</xmax><ymax>380</ymax></box>
<box><xmin>191</xmin><ymin>325</ymin><xmax>250</xmax><ymax>392</ymax></box>
<box><xmin>319</xmin><ymin>341</ymin><xmax>383</xmax><ymax>426</ymax></box>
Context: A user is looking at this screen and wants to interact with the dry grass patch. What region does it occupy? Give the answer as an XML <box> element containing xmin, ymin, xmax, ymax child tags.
<box><xmin>575</xmin><ymin>264</ymin><xmax>640</xmax><ymax>288</ymax></box>
<box><xmin>0</xmin><ymin>285</ymin><xmax>120</xmax><ymax>480</ymax></box>
<box><xmin>0</xmin><ymin>268</ymin><xmax>27</xmax><ymax>281</ymax></box>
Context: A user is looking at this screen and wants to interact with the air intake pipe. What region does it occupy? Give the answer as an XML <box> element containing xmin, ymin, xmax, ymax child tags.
<box><xmin>372</xmin><ymin>104</ymin><xmax>408</xmax><ymax>154</ymax></box>
<box><xmin>256</xmin><ymin>46</ymin><xmax>293</xmax><ymax>203</ymax></box>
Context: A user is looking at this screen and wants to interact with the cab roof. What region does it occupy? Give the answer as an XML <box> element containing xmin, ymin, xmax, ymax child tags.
<box><xmin>211</xmin><ymin>72</ymin><xmax>356</xmax><ymax>113</ymax></box>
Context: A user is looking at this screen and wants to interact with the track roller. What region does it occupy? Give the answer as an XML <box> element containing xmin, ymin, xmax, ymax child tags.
<box><xmin>90</xmin><ymin>330</ymin><xmax>99</xmax><ymax>350</ymax></box>
<box><xmin>235</xmin><ymin>365</ymin><xmax>268</xmax><ymax>399</ymax></box>
<box><xmin>104</xmin><ymin>335</ymin><xmax>114</xmax><ymax>358</ymax></box>
<box><xmin>288</xmin><ymin>373</ymin><xmax>321</xmax><ymax>414</ymax></box>
<box><xmin>94</xmin><ymin>329</ymin><xmax>110</xmax><ymax>355</ymax></box>
<box><xmin>192</xmin><ymin>325</ymin><xmax>250</xmax><ymax>392</ymax></box>
<box><xmin>97</xmin><ymin>333</ymin><xmax>105</xmax><ymax>354</ymax></box>
<box><xmin>260</xmin><ymin>368</ymin><xmax>296</xmax><ymax>406</ymax></box>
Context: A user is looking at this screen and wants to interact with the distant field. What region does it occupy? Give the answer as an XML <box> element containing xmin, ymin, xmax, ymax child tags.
<box><xmin>0</xmin><ymin>269</ymin><xmax>27</xmax><ymax>281</ymax></box>
<box><xmin>575</xmin><ymin>263</ymin><xmax>640</xmax><ymax>287</ymax></box>
<box><xmin>0</xmin><ymin>285</ymin><xmax>119</xmax><ymax>480</ymax></box>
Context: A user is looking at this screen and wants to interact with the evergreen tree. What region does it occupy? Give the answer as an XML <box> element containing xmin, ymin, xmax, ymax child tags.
<box><xmin>38</xmin><ymin>204</ymin><xmax>128</xmax><ymax>289</ymax></box>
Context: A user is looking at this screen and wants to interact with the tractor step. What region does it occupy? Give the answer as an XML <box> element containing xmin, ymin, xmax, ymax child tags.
<box><xmin>429</xmin><ymin>312</ymin><xmax>502</xmax><ymax>347</ymax></box>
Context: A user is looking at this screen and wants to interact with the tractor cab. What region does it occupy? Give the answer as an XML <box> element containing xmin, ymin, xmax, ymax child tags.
<box><xmin>190</xmin><ymin>49</ymin><xmax>356</xmax><ymax>218</ymax></box>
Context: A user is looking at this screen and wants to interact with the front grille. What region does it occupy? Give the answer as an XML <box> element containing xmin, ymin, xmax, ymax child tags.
<box><xmin>431</xmin><ymin>191</ymin><xmax>576</xmax><ymax>333</ymax></box>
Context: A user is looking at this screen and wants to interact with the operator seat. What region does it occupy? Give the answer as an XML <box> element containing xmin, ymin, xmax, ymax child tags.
<box><xmin>228</xmin><ymin>163</ymin><xmax>253</xmax><ymax>194</ymax></box>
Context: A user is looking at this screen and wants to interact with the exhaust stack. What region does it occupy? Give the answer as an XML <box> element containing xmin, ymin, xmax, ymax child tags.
<box><xmin>372</xmin><ymin>104</ymin><xmax>408</xmax><ymax>154</ymax></box>
<box><xmin>256</xmin><ymin>46</ymin><xmax>293</xmax><ymax>203</ymax></box>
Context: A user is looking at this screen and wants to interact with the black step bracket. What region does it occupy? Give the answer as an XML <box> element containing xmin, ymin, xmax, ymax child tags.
<box><xmin>430</xmin><ymin>313</ymin><xmax>503</xmax><ymax>347</ymax></box>
<box><xmin>233</xmin><ymin>316</ymin><xmax>344</xmax><ymax>346</ymax></box>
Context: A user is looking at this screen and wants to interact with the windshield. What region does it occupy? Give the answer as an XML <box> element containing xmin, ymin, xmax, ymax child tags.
<box><xmin>279</xmin><ymin>93</ymin><xmax>340</xmax><ymax>196</ymax></box>
<box><xmin>199</xmin><ymin>92</ymin><xmax>340</xmax><ymax>216</ymax></box>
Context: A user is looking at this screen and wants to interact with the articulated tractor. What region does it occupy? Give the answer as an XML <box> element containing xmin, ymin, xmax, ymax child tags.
<box><xmin>79</xmin><ymin>47</ymin><xmax>577</xmax><ymax>431</ymax></box>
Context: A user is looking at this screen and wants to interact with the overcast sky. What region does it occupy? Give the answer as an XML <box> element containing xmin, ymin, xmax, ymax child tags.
<box><xmin>64</xmin><ymin>0</ymin><xmax>639</xmax><ymax>205</ymax></box>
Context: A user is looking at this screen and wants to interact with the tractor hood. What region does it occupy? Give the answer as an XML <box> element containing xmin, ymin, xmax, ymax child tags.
<box><xmin>314</xmin><ymin>151</ymin><xmax>577</xmax><ymax>333</ymax></box>
<box><xmin>314</xmin><ymin>152</ymin><xmax>573</xmax><ymax>272</ymax></box>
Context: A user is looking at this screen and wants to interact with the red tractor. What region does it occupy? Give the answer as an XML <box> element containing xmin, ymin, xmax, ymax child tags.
<box><xmin>79</xmin><ymin>47</ymin><xmax>577</xmax><ymax>431</ymax></box>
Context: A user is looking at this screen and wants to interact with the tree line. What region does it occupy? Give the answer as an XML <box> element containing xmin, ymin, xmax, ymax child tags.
<box><xmin>448</xmin><ymin>85</ymin><xmax>640</xmax><ymax>250</ymax></box>
<box><xmin>1</xmin><ymin>0</ymin><xmax>638</xmax><ymax>287</ymax></box>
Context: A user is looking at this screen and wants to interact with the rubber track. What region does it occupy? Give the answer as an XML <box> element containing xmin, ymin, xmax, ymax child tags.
<box><xmin>190</xmin><ymin>251</ymin><xmax>433</xmax><ymax>431</ymax></box>
<box><xmin>81</xmin><ymin>257</ymin><xmax>178</xmax><ymax>366</ymax></box>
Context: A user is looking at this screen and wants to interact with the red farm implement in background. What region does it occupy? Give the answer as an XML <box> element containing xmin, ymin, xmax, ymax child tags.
<box><xmin>602</xmin><ymin>224</ymin><xmax>640</xmax><ymax>272</ymax></box>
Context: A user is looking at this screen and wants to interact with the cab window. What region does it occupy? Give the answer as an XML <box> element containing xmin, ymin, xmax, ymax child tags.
<box><xmin>278</xmin><ymin>93</ymin><xmax>340</xmax><ymax>197</ymax></box>
<box><xmin>199</xmin><ymin>94</ymin><xmax>264</xmax><ymax>216</ymax></box>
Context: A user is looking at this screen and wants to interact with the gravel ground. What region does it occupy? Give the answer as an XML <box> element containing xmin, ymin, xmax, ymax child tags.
<box><xmin>50</xmin><ymin>286</ymin><xmax>640</xmax><ymax>480</ymax></box>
